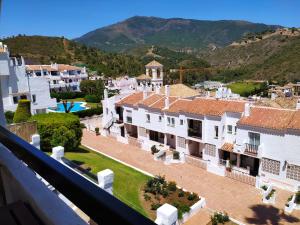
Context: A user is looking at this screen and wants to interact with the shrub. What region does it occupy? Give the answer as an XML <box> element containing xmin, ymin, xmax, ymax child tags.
<box><xmin>5</xmin><ymin>111</ymin><xmax>14</xmax><ymax>124</ymax></box>
<box><xmin>167</xmin><ymin>181</ymin><xmax>177</xmax><ymax>192</ymax></box>
<box><xmin>261</xmin><ymin>185</ymin><xmax>268</xmax><ymax>191</ymax></box>
<box><xmin>187</xmin><ymin>192</ymin><xmax>198</xmax><ymax>201</ymax></box>
<box><xmin>29</xmin><ymin>113</ymin><xmax>82</xmax><ymax>151</ymax></box>
<box><xmin>143</xmin><ymin>193</ymin><xmax>151</xmax><ymax>201</ymax></box>
<box><xmin>13</xmin><ymin>100</ymin><xmax>31</xmax><ymax>123</ymax></box>
<box><xmin>173</xmin><ymin>151</ymin><xmax>180</xmax><ymax>160</ymax></box>
<box><xmin>151</xmin><ymin>203</ymin><xmax>162</xmax><ymax>210</ymax></box>
<box><xmin>72</xmin><ymin>107</ymin><xmax>102</xmax><ymax>118</ymax></box>
<box><xmin>172</xmin><ymin>202</ymin><xmax>191</xmax><ymax>220</ymax></box>
<box><xmin>151</xmin><ymin>145</ymin><xmax>159</xmax><ymax>155</ymax></box>
<box><xmin>211</xmin><ymin>212</ymin><xmax>230</xmax><ymax>225</ymax></box>
<box><xmin>51</xmin><ymin>92</ymin><xmax>85</xmax><ymax>101</ymax></box>
<box><xmin>84</xmin><ymin>94</ymin><xmax>101</xmax><ymax>103</ymax></box>
<box><xmin>95</xmin><ymin>127</ymin><xmax>100</xmax><ymax>135</ymax></box>
<box><xmin>266</xmin><ymin>189</ymin><xmax>275</xmax><ymax>200</ymax></box>
<box><xmin>178</xmin><ymin>189</ymin><xmax>185</xmax><ymax>197</ymax></box>
<box><xmin>162</xmin><ymin>189</ymin><xmax>169</xmax><ymax>198</ymax></box>
<box><xmin>295</xmin><ymin>191</ymin><xmax>300</xmax><ymax>204</ymax></box>
<box><xmin>145</xmin><ymin>175</ymin><xmax>166</xmax><ymax>195</ymax></box>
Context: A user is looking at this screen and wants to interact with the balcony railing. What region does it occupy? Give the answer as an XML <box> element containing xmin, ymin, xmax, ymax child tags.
<box><xmin>245</xmin><ymin>143</ymin><xmax>259</xmax><ymax>155</ymax></box>
<box><xmin>0</xmin><ymin>125</ymin><xmax>155</xmax><ymax>225</ymax></box>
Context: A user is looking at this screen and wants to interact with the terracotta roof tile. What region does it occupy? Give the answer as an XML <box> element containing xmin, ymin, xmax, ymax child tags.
<box><xmin>287</xmin><ymin>110</ymin><xmax>300</xmax><ymax>130</ymax></box>
<box><xmin>238</xmin><ymin>107</ymin><xmax>296</xmax><ymax>130</ymax></box>
<box><xmin>138</xmin><ymin>94</ymin><xmax>164</xmax><ymax>107</ymax></box>
<box><xmin>145</xmin><ymin>60</ymin><xmax>163</xmax><ymax>67</ymax></box>
<box><xmin>151</xmin><ymin>97</ymin><xmax>178</xmax><ymax>110</ymax></box>
<box><xmin>116</xmin><ymin>92</ymin><xmax>145</xmax><ymax>106</ymax></box>
<box><xmin>220</xmin><ymin>143</ymin><xmax>234</xmax><ymax>152</ymax></box>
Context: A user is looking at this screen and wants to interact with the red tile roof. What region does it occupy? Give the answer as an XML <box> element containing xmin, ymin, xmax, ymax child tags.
<box><xmin>116</xmin><ymin>92</ymin><xmax>145</xmax><ymax>106</ymax></box>
<box><xmin>138</xmin><ymin>94</ymin><xmax>164</xmax><ymax>107</ymax></box>
<box><xmin>220</xmin><ymin>143</ymin><xmax>234</xmax><ymax>152</ymax></box>
<box><xmin>151</xmin><ymin>97</ymin><xmax>178</xmax><ymax>110</ymax></box>
<box><xmin>287</xmin><ymin>110</ymin><xmax>300</xmax><ymax>130</ymax></box>
<box><xmin>238</xmin><ymin>107</ymin><xmax>296</xmax><ymax>131</ymax></box>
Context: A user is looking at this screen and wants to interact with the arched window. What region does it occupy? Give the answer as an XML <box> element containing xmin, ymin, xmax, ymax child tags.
<box><xmin>157</xmin><ymin>69</ymin><xmax>160</xmax><ymax>78</ymax></box>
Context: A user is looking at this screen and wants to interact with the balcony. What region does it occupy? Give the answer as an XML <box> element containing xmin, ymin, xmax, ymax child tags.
<box><xmin>245</xmin><ymin>143</ymin><xmax>259</xmax><ymax>156</ymax></box>
<box><xmin>188</xmin><ymin>128</ymin><xmax>202</xmax><ymax>139</ymax></box>
<box><xmin>0</xmin><ymin>125</ymin><xmax>154</xmax><ymax>225</ymax></box>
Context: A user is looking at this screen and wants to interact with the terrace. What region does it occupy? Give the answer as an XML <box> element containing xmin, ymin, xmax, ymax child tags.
<box><xmin>0</xmin><ymin>125</ymin><xmax>155</xmax><ymax>225</ymax></box>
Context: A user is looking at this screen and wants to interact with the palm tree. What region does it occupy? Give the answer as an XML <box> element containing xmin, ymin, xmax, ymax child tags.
<box><xmin>62</xmin><ymin>100</ymin><xmax>75</xmax><ymax>113</ymax></box>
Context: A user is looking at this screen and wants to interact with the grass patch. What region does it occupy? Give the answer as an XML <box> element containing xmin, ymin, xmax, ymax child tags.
<box><xmin>227</xmin><ymin>82</ymin><xmax>266</xmax><ymax>97</ymax></box>
<box><xmin>64</xmin><ymin>146</ymin><xmax>150</xmax><ymax>217</ymax></box>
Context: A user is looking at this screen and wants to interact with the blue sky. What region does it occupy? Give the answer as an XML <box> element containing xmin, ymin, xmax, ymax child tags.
<box><xmin>1</xmin><ymin>0</ymin><xmax>299</xmax><ymax>39</ymax></box>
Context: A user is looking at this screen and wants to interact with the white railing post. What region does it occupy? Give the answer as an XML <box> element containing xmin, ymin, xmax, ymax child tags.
<box><xmin>97</xmin><ymin>169</ymin><xmax>114</xmax><ymax>195</ymax></box>
<box><xmin>51</xmin><ymin>146</ymin><xmax>64</xmax><ymax>161</ymax></box>
<box><xmin>31</xmin><ymin>134</ymin><xmax>40</xmax><ymax>149</ymax></box>
<box><xmin>155</xmin><ymin>203</ymin><xmax>178</xmax><ymax>225</ymax></box>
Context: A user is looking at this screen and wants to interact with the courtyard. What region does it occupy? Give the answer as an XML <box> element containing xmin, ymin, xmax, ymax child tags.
<box><xmin>81</xmin><ymin>130</ymin><xmax>300</xmax><ymax>224</ymax></box>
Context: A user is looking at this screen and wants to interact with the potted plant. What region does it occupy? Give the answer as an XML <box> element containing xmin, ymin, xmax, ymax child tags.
<box><xmin>95</xmin><ymin>127</ymin><xmax>100</xmax><ymax>136</ymax></box>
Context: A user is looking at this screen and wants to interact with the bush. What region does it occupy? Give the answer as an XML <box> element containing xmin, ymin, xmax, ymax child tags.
<box><xmin>266</xmin><ymin>189</ymin><xmax>275</xmax><ymax>200</ymax></box>
<box><xmin>145</xmin><ymin>175</ymin><xmax>166</xmax><ymax>195</ymax></box>
<box><xmin>167</xmin><ymin>181</ymin><xmax>177</xmax><ymax>192</ymax></box>
<box><xmin>95</xmin><ymin>127</ymin><xmax>100</xmax><ymax>134</ymax></box>
<box><xmin>187</xmin><ymin>192</ymin><xmax>198</xmax><ymax>201</ymax></box>
<box><xmin>295</xmin><ymin>191</ymin><xmax>300</xmax><ymax>204</ymax></box>
<box><xmin>151</xmin><ymin>145</ymin><xmax>159</xmax><ymax>155</ymax></box>
<box><xmin>84</xmin><ymin>94</ymin><xmax>101</xmax><ymax>103</ymax></box>
<box><xmin>162</xmin><ymin>189</ymin><xmax>169</xmax><ymax>198</ymax></box>
<box><xmin>261</xmin><ymin>185</ymin><xmax>268</xmax><ymax>191</ymax></box>
<box><xmin>51</xmin><ymin>92</ymin><xmax>85</xmax><ymax>101</ymax></box>
<box><xmin>173</xmin><ymin>151</ymin><xmax>180</xmax><ymax>160</ymax></box>
<box><xmin>178</xmin><ymin>189</ymin><xmax>185</xmax><ymax>197</ymax></box>
<box><xmin>5</xmin><ymin>111</ymin><xmax>14</xmax><ymax>124</ymax></box>
<box><xmin>29</xmin><ymin>113</ymin><xmax>82</xmax><ymax>151</ymax></box>
<box><xmin>151</xmin><ymin>203</ymin><xmax>162</xmax><ymax>210</ymax></box>
<box><xmin>211</xmin><ymin>212</ymin><xmax>230</xmax><ymax>225</ymax></box>
<box><xmin>172</xmin><ymin>202</ymin><xmax>191</xmax><ymax>220</ymax></box>
<box><xmin>72</xmin><ymin>107</ymin><xmax>102</xmax><ymax>118</ymax></box>
<box><xmin>13</xmin><ymin>100</ymin><xmax>31</xmax><ymax>123</ymax></box>
<box><xmin>143</xmin><ymin>193</ymin><xmax>151</xmax><ymax>201</ymax></box>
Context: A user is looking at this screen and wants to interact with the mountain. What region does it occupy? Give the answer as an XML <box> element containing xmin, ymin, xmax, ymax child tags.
<box><xmin>204</xmin><ymin>29</ymin><xmax>300</xmax><ymax>82</ymax></box>
<box><xmin>2</xmin><ymin>35</ymin><xmax>144</xmax><ymax>77</ymax></box>
<box><xmin>75</xmin><ymin>16</ymin><xmax>281</xmax><ymax>53</ymax></box>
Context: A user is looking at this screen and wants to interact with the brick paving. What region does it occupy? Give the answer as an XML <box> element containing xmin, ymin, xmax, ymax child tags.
<box><xmin>82</xmin><ymin>130</ymin><xmax>300</xmax><ymax>225</ymax></box>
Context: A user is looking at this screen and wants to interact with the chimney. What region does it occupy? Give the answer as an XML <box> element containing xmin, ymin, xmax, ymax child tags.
<box><xmin>165</xmin><ymin>97</ymin><xmax>170</xmax><ymax>109</ymax></box>
<box><xmin>244</xmin><ymin>103</ymin><xmax>251</xmax><ymax>117</ymax></box>
<box><xmin>143</xmin><ymin>85</ymin><xmax>147</xmax><ymax>100</ymax></box>
<box><xmin>104</xmin><ymin>89</ymin><xmax>108</xmax><ymax>100</ymax></box>
<box><xmin>155</xmin><ymin>85</ymin><xmax>160</xmax><ymax>94</ymax></box>
<box><xmin>296</xmin><ymin>99</ymin><xmax>300</xmax><ymax>110</ymax></box>
<box><xmin>165</xmin><ymin>85</ymin><xmax>170</xmax><ymax>97</ymax></box>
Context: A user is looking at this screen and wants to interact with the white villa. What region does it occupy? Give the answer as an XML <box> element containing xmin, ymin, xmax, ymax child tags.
<box><xmin>26</xmin><ymin>63</ymin><xmax>88</xmax><ymax>92</ymax></box>
<box><xmin>0</xmin><ymin>42</ymin><xmax>56</xmax><ymax>114</ymax></box>
<box><xmin>102</xmin><ymin>85</ymin><xmax>300</xmax><ymax>191</ymax></box>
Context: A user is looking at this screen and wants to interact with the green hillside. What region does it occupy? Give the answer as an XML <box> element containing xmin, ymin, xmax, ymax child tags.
<box><xmin>75</xmin><ymin>16</ymin><xmax>280</xmax><ymax>53</ymax></box>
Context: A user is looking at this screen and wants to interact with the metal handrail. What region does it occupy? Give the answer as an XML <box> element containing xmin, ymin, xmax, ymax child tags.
<box><xmin>0</xmin><ymin>125</ymin><xmax>155</xmax><ymax>225</ymax></box>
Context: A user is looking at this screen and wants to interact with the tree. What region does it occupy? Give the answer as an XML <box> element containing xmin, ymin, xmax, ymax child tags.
<box><xmin>80</xmin><ymin>80</ymin><xmax>104</xmax><ymax>101</ymax></box>
<box><xmin>51</xmin><ymin>126</ymin><xmax>77</xmax><ymax>150</ymax></box>
<box><xmin>13</xmin><ymin>99</ymin><xmax>31</xmax><ymax>123</ymax></box>
<box><xmin>62</xmin><ymin>100</ymin><xmax>74</xmax><ymax>113</ymax></box>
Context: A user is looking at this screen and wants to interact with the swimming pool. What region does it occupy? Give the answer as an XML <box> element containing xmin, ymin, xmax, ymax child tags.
<box><xmin>48</xmin><ymin>102</ymin><xmax>87</xmax><ymax>113</ymax></box>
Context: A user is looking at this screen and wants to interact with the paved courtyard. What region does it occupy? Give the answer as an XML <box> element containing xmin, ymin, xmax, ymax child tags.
<box><xmin>82</xmin><ymin>130</ymin><xmax>300</xmax><ymax>225</ymax></box>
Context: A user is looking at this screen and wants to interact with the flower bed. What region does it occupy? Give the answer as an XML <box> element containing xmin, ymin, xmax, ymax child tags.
<box><xmin>142</xmin><ymin>176</ymin><xmax>201</xmax><ymax>220</ymax></box>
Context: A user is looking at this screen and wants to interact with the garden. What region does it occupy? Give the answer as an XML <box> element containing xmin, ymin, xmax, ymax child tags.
<box><xmin>227</xmin><ymin>81</ymin><xmax>268</xmax><ymax>97</ymax></box>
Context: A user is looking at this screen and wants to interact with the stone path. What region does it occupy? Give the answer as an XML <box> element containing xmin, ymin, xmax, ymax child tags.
<box><xmin>82</xmin><ymin>130</ymin><xmax>300</xmax><ymax>225</ymax></box>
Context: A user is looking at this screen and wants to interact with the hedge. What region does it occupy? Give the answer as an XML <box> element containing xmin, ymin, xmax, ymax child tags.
<box><xmin>72</xmin><ymin>107</ymin><xmax>102</xmax><ymax>118</ymax></box>
<box><xmin>29</xmin><ymin>113</ymin><xmax>82</xmax><ymax>151</ymax></box>
<box><xmin>5</xmin><ymin>111</ymin><xmax>15</xmax><ymax>124</ymax></box>
<box><xmin>84</xmin><ymin>94</ymin><xmax>100</xmax><ymax>103</ymax></box>
<box><xmin>13</xmin><ymin>100</ymin><xmax>31</xmax><ymax>123</ymax></box>
<box><xmin>51</xmin><ymin>92</ymin><xmax>85</xmax><ymax>101</ymax></box>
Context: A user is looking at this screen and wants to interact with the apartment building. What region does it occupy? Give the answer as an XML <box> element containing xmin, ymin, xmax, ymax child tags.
<box><xmin>102</xmin><ymin>86</ymin><xmax>300</xmax><ymax>191</ymax></box>
<box><xmin>0</xmin><ymin>42</ymin><xmax>56</xmax><ymax>114</ymax></box>
<box><xmin>26</xmin><ymin>63</ymin><xmax>88</xmax><ymax>92</ymax></box>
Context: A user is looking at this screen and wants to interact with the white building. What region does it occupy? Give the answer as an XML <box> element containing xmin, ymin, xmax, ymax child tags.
<box><xmin>0</xmin><ymin>42</ymin><xmax>56</xmax><ymax>114</ymax></box>
<box><xmin>137</xmin><ymin>60</ymin><xmax>164</xmax><ymax>88</ymax></box>
<box><xmin>102</xmin><ymin>85</ymin><xmax>300</xmax><ymax>191</ymax></box>
<box><xmin>26</xmin><ymin>63</ymin><xmax>88</xmax><ymax>92</ymax></box>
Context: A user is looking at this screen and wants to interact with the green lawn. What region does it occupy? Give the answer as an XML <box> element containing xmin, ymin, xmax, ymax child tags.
<box><xmin>227</xmin><ymin>82</ymin><xmax>263</xmax><ymax>97</ymax></box>
<box><xmin>64</xmin><ymin>146</ymin><xmax>150</xmax><ymax>217</ymax></box>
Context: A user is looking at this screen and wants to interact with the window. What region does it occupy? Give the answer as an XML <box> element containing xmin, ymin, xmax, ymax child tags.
<box><xmin>138</xmin><ymin>127</ymin><xmax>147</xmax><ymax>137</ymax></box>
<box><xmin>180</xmin><ymin>119</ymin><xmax>183</xmax><ymax>125</ymax></box>
<box><xmin>146</xmin><ymin>114</ymin><xmax>150</xmax><ymax>123</ymax></box>
<box><xmin>167</xmin><ymin>117</ymin><xmax>171</xmax><ymax>125</ymax></box>
<box><xmin>106</xmin><ymin>108</ymin><xmax>109</xmax><ymax>115</ymax></box>
<box><xmin>20</xmin><ymin>95</ymin><xmax>27</xmax><ymax>100</ymax></box>
<box><xmin>287</xmin><ymin>164</ymin><xmax>300</xmax><ymax>181</ymax></box>
<box><xmin>32</xmin><ymin>94</ymin><xmax>36</xmax><ymax>103</ymax></box>
<box><xmin>171</xmin><ymin>118</ymin><xmax>175</xmax><ymax>126</ymax></box>
<box><xmin>234</xmin><ymin>126</ymin><xmax>237</xmax><ymax>134</ymax></box>
<box><xmin>262</xmin><ymin>158</ymin><xmax>280</xmax><ymax>175</ymax></box>
<box><xmin>177</xmin><ymin>137</ymin><xmax>185</xmax><ymax>148</ymax></box>
<box><xmin>227</xmin><ymin>125</ymin><xmax>232</xmax><ymax>134</ymax></box>
<box><xmin>13</xmin><ymin>96</ymin><xmax>18</xmax><ymax>104</ymax></box>
<box><xmin>214</xmin><ymin>126</ymin><xmax>219</xmax><ymax>138</ymax></box>
<box><xmin>158</xmin><ymin>116</ymin><xmax>162</xmax><ymax>122</ymax></box>
<box><xmin>249</xmin><ymin>132</ymin><xmax>260</xmax><ymax>146</ymax></box>
<box><xmin>167</xmin><ymin>117</ymin><xmax>175</xmax><ymax>126</ymax></box>
<box><xmin>205</xmin><ymin>144</ymin><xmax>216</xmax><ymax>157</ymax></box>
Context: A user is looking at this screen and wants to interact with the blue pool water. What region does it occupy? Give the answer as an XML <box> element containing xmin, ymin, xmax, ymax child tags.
<box><xmin>49</xmin><ymin>102</ymin><xmax>86</xmax><ymax>112</ymax></box>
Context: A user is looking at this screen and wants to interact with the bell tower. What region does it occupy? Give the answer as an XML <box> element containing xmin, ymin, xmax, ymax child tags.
<box><xmin>145</xmin><ymin>60</ymin><xmax>163</xmax><ymax>87</ymax></box>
